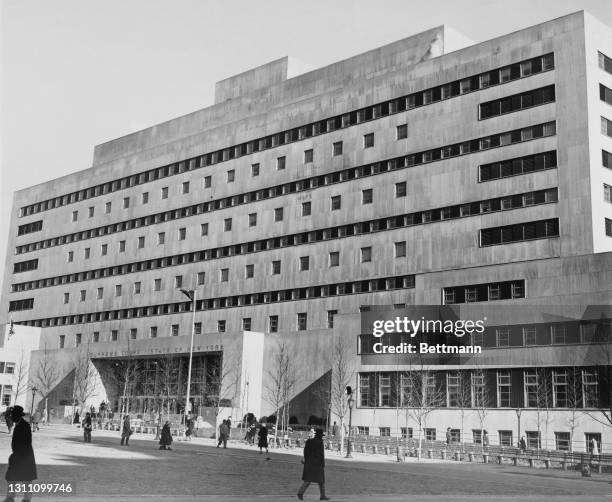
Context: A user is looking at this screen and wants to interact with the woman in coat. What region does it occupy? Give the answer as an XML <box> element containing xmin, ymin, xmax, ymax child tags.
<box><xmin>82</xmin><ymin>412</ymin><xmax>92</xmax><ymax>443</ymax></box>
<box><xmin>4</xmin><ymin>406</ymin><xmax>37</xmax><ymax>502</ymax></box>
<box><xmin>120</xmin><ymin>415</ymin><xmax>132</xmax><ymax>446</ymax></box>
<box><xmin>297</xmin><ymin>429</ymin><xmax>329</xmax><ymax>500</ymax></box>
<box><xmin>159</xmin><ymin>421</ymin><xmax>172</xmax><ymax>450</ymax></box>
<box><xmin>257</xmin><ymin>424</ymin><xmax>268</xmax><ymax>454</ymax></box>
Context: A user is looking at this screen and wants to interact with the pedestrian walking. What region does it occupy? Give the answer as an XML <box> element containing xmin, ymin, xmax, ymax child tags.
<box><xmin>82</xmin><ymin>413</ymin><xmax>92</xmax><ymax>443</ymax></box>
<box><xmin>519</xmin><ymin>436</ymin><xmax>526</xmax><ymax>452</ymax></box>
<box><xmin>185</xmin><ymin>415</ymin><xmax>194</xmax><ymax>441</ymax></box>
<box><xmin>297</xmin><ymin>429</ymin><xmax>329</xmax><ymax>501</ymax></box>
<box><xmin>73</xmin><ymin>410</ymin><xmax>80</xmax><ymax>425</ymax></box>
<box><xmin>482</xmin><ymin>430</ymin><xmax>489</xmax><ymax>449</ymax></box>
<box><xmin>258</xmin><ymin>425</ymin><xmax>269</xmax><ymax>454</ymax></box>
<box><xmin>4</xmin><ymin>408</ymin><xmax>13</xmax><ymax>435</ymax></box>
<box><xmin>159</xmin><ymin>421</ymin><xmax>172</xmax><ymax>450</ymax></box>
<box><xmin>3</xmin><ymin>406</ymin><xmax>37</xmax><ymax>502</ymax></box>
<box><xmin>31</xmin><ymin>410</ymin><xmax>40</xmax><ymax>433</ymax></box>
<box><xmin>120</xmin><ymin>415</ymin><xmax>132</xmax><ymax>446</ymax></box>
<box><xmin>217</xmin><ymin>420</ymin><xmax>229</xmax><ymax>448</ymax></box>
<box><xmin>446</xmin><ymin>427</ymin><xmax>451</xmax><ymax>445</ymax></box>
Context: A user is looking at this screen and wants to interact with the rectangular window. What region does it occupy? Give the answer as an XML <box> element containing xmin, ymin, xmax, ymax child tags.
<box><xmin>401</xmin><ymin>427</ymin><xmax>413</xmax><ymax>439</ymax></box>
<box><xmin>274</xmin><ymin>207</ymin><xmax>284</xmax><ymax>221</ymax></box>
<box><xmin>331</xmin><ymin>195</ymin><xmax>341</xmax><ymax>210</ymax></box>
<box><xmin>111</xmin><ymin>330</ymin><xmax>118</xmax><ymax>342</ymax></box>
<box><xmin>88</xmin><ymin>206</ymin><xmax>94</xmax><ymax>218</ymax></box>
<box><xmin>300</xmin><ymin>256</ymin><xmax>310</xmax><ymax>271</ymax></box>
<box><xmin>251</xmin><ymin>163</ymin><xmax>260</xmax><ymax>177</ymax></box>
<box><xmin>224</xmin><ymin>218</ymin><xmax>232</xmax><ymax>231</ymax></box>
<box><xmin>602</xmin><ymin>116</ymin><xmax>612</xmax><ymax>137</ymax></box>
<box><xmin>361</xmin><ymin>247</ymin><xmax>372</xmax><ymax>262</ymax></box>
<box><xmin>496</xmin><ymin>328</ymin><xmax>510</xmax><ymax>347</ymax></box>
<box><xmin>447</xmin><ymin>372</ymin><xmax>460</xmax><ymax>407</ymax></box>
<box><xmin>551</xmin><ymin>325</ymin><xmax>566</xmax><ymax>344</ymax></box>
<box><xmin>59</xmin><ymin>335</ymin><xmax>65</xmax><ymax>348</ymax></box>
<box><xmin>115</xmin><ymin>284</ymin><xmax>122</xmax><ymax>297</ymax></box>
<box><xmin>134</xmin><ymin>282</ymin><xmax>141</xmax><ymax>294</ymax></box>
<box><xmin>178</xmin><ymin>227</ymin><xmax>186</xmax><ymax>240</ymax></box>
<box><xmin>84</xmin><ymin>248</ymin><xmax>90</xmax><ymax>259</ymax></box>
<box><xmin>201</xmin><ymin>223</ymin><xmax>209</xmax><ymax>236</ymax></box>
<box><xmin>555</xmin><ymin>432</ymin><xmax>570</xmax><ymax>451</ymax></box>
<box><xmin>297</xmin><ymin>312</ymin><xmax>307</xmax><ymax>331</ymax></box>
<box><xmin>599</xmin><ymin>51</ymin><xmax>612</xmax><ymax>74</ymax></box>
<box><xmin>101</xmin><ymin>243</ymin><xmax>108</xmax><ymax>255</ymax></box>
<box><xmin>302</xmin><ymin>201</ymin><xmax>311</xmax><ymax>216</ymax></box>
<box><xmin>269</xmin><ymin>315</ymin><xmax>279</xmax><ymax>333</ymax></box>
<box><xmin>425</xmin><ymin>428</ymin><xmax>436</xmax><ymax>441</ymax></box>
<box><xmin>80</xmin><ymin>290</ymin><xmax>86</xmax><ymax>301</ymax></box>
<box><xmin>605</xmin><ymin>183</ymin><xmax>611</xmax><ymax>203</ymax></box>
<box><xmin>329</xmin><ymin>251</ymin><xmax>339</xmax><ymax>267</ymax></box>
<box><xmin>245</xmin><ymin>264</ymin><xmax>254</xmax><ymax>278</ymax></box>
<box><xmin>119</xmin><ymin>240</ymin><xmax>126</xmax><ymax>252</ymax></box>
<box><xmin>524</xmin><ymin>370</ymin><xmax>538</xmax><ymax>407</ymax></box>
<box><xmin>220</xmin><ymin>268</ymin><xmax>229</xmax><ymax>282</ymax></box>
<box><xmin>396</xmin><ymin>124</ymin><xmax>408</xmax><ymax>139</ymax></box>
<box><xmin>217</xmin><ymin>320</ymin><xmax>226</xmax><ymax>333</ymax></box>
<box><xmin>63</xmin><ymin>292</ymin><xmax>69</xmax><ymax>304</ymax></box>
<box><xmin>582</xmin><ymin>369</ymin><xmax>599</xmax><ymax>408</ymax></box>
<box><xmin>607</xmin><ymin>218</ymin><xmax>612</xmax><ymax>237</ymax></box>
<box><xmin>130</xmin><ymin>328</ymin><xmax>137</xmax><ymax>340</ymax></box>
<box><xmin>123</xmin><ymin>197</ymin><xmax>130</xmax><ymax>209</ymax></box>
<box><xmin>197</xmin><ymin>272</ymin><xmax>205</xmax><ymax>285</ymax></box>
<box><xmin>395</xmin><ymin>182</ymin><xmax>407</xmax><ymax>198</ymax></box>
<box><xmin>97</xmin><ymin>287</ymin><xmax>103</xmax><ymax>299</ymax></box>
<box><xmin>93</xmin><ymin>332</ymin><xmax>100</xmax><ymax>343</ymax></box>
<box><xmin>174</xmin><ymin>275</ymin><xmax>183</xmax><ymax>288</ymax></box>
<box><xmin>171</xmin><ymin>324</ymin><xmax>179</xmax><ymax>336</ymax></box>
<box><xmin>150</xmin><ymin>326</ymin><xmax>158</xmax><ymax>338</ymax></box>
<box><xmin>304</xmin><ymin>149</ymin><xmax>313</xmax><ymax>163</ymax></box>
<box><xmin>142</xmin><ymin>192</ymin><xmax>149</xmax><ymax>204</ymax></box>
<box><xmin>182</xmin><ymin>181</ymin><xmax>190</xmax><ymax>194</ymax></box>
<box><xmin>499</xmin><ymin>430</ymin><xmax>513</xmax><ymax>447</ymax></box>
<box><xmin>600</xmin><ymin>84</ymin><xmax>612</xmax><ymax>106</ymax></box>
<box><xmin>333</xmin><ymin>141</ymin><xmax>343</xmax><ymax>156</ymax></box>
<box><xmin>67</xmin><ymin>251</ymin><xmax>74</xmax><ymax>262</ymax></box>
<box><xmin>272</xmin><ymin>260</ymin><xmax>281</xmax><ymax>275</ymax></box>
<box><xmin>363</xmin><ymin>133</ymin><xmax>374</xmax><ymax>148</ymax></box>
<box><xmin>162</xmin><ymin>187</ymin><xmax>168</xmax><ymax>199</ymax></box>
<box><xmin>553</xmin><ymin>370</ymin><xmax>568</xmax><ymax>408</ymax></box>
<box><xmin>497</xmin><ymin>370</ymin><xmax>511</xmax><ymax>407</ymax></box>
<box><xmin>72</xmin><ymin>210</ymin><xmax>78</xmax><ymax>222</ymax></box>
<box><xmin>362</xmin><ymin>189</ymin><xmax>373</xmax><ymax>204</ymax></box>
<box><xmin>327</xmin><ymin>310</ymin><xmax>337</xmax><ymax>329</ymax></box>
<box><xmin>395</xmin><ymin>241</ymin><xmax>406</xmax><ymax>258</ymax></box>
<box><xmin>194</xmin><ymin>322</ymin><xmax>202</xmax><ymax>335</ymax></box>
<box><xmin>277</xmin><ymin>156</ymin><xmax>286</xmax><ymax>170</ymax></box>
<box><xmin>359</xmin><ymin>374</ymin><xmax>370</xmax><ymax>407</ymax></box>
<box><xmin>137</xmin><ymin>237</ymin><xmax>145</xmax><ymax>249</ymax></box>
<box><xmin>242</xmin><ymin>318</ymin><xmax>252</xmax><ymax>331</ymax></box>
<box><xmin>523</xmin><ymin>326</ymin><xmax>537</xmax><ymax>345</ymax></box>
<box><xmin>526</xmin><ymin>431</ymin><xmax>541</xmax><ymax>449</ymax></box>
<box><xmin>204</xmin><ymin>176</ymin><xmax>212</xmax><ymax>188</ymax></box>
<box><xmin>154</xmin><ymin>278</ymin><xmax>162</xmax><ymax>291</ymax></box>
<box><xmin>158</xmin><ymin>232</ymin><xmax>165</xmax><ymax>245</ymax></box>
<box><xmin>105</xmin><ymin>202</ymin><xmax>112</xmax><ymax>213</ymax></box>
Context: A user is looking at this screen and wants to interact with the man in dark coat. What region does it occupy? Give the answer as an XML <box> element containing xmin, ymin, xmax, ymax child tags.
<box><xmin>82</xmin><ymin>412</ymin><xmax>92</xmax><ymax>443</ymax></box>
<box><xmin>120</xmin><ymin>415</ymin><xmax>132</xmax><ymax>446</ymax></box>
<box><xmin>4</xmin><ymin>405</ymin><xmax>37</xmax><ymax>502</ymax></box>
<box><xmin>258</xmin><ymin>424</ymin><xmax>268</xmax><ymax>454</ymax></box>
<box><xmin>297</xmin><ymin>429</ymin><xmax>329</xmax><ymax>500</ymax></box>
<box><xmin>159</xmin><ymin>421</ymin><xmax>172</xmax><ymax>450</ymax></box>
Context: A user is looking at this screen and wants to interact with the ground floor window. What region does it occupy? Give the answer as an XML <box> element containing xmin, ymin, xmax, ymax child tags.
<box><xmin>585</xmin><ymin>433</ymin><xmax>602</xmax><ymax>453</ymax></box>
<box><xmin>555</xmin><ymin>432</ymin><xmax>570</xmax><ymax>451</ymax></box>
<box><xmin>526</xmin><ymin>431</ymin><xmax>541</xmax><ymax>449</ymax></box>
<box><xmin>357</xmin><ymin>426</ymin><xmax>369</xmax><ymax>436</ymax></box>
<box><xmin>401</xmin><ymin>427</ymin><xmax>413</xmax><ymax>439</ymax></box>
<box><xmin>425</xmin><ymin>428</ymin><xmax>436</xmax><ymax>441</ymax></box>
<box><xmin>450</xmin><ymin>428</ymin><xmax>461</xmax><ymax>443</ymax></box>
<box><xmin>498</xmin><ymin>430</ymin><xmax>513</xmax><ymax>446</ymax></box>
<box><xmin>379</xmin><ymin>427</ymin><xmax>390</xmax><ymax>437</ymax></box>
<box><xmin>472</xmin><ymin>429</ymin><xmax>482</xmax><ymax>444</ymax></box>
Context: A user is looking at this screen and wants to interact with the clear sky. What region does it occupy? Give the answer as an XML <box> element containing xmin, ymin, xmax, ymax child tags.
<box><xmin>1</xmin><ymin>0</ymin><xmax>611</xmax><ymax>294</ymax></box>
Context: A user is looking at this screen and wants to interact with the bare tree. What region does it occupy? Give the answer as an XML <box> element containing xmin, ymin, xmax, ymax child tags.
<box><xmin>564</xmin><ymin>366</ymin><xmax>583</xmax><ymax>452</ymax></box>
<box><xmin>329</xmin><ymin>336</ymin><xmax>354</xmax><ymax>454</ymax></box>
<box><xmin>582</xmin><ymin>319</ymin><xmax>612</xmax><ymax>430</ymax></box>
<box><xmin>533</xmin><ymin>366</ymin><xmax>553</xmax><ymax>451</ymax></box>
<box><xmin>72</xmin><ymin>342</ymin><xmax>100</xmax><ymax>417</ymax></box>
<box><xmin>30</xmin><ymin>343</ymin><xmax>61</xmax><ymax>420</ymax></box>
<box><xmin>265</xmin><ymin>341</ymin><xmax>298</xmax><ymax>442</ymax></box>
<box><xmin>12</xmin><ymin>348</ymin><xmax>29</xmax><ymax>406</ymax></box>
<box><xmin>471</xmin><ymin>367</ymin><xmax>490</xmax><ymax>450</ymax></box>
<box><xmin>206</xmin><ymin>353</ymin><xmax>240</xmax><ymax>441</ymax></box>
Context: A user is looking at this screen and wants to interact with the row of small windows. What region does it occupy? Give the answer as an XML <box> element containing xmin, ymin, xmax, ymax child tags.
<box><xmin>18</xmin><ymin>53</ymin><xmax>555</xmax><ymax>218</ymax></box>
<box><xmin>8</xmin><ymin>298</ymin><xmax>34</xmax><ymax>312</ymax></box>
<box><xmin>14</xmin><ymin>120</ymin><xmax>557</xmax><ymax>256</ymax></box>
<box><xmin>17</xmin><ymin>220</ymin><xmax>42</xmax><ymax>236</ymax></box>
<box><xmin>479</xmin><ymin>151</ymin><xmax>557</xmax><ymax>182</ymax></box>
<box><xmin>13</xmin><ymin>259</ymin><xmax>38</xmax><ymax>274</ymax></box>
<box><xmin>10</xmin><ymin>187</ymin><xmax>557</xmax><ymax>293</ymax></box>
<box><xmin>480</xmin><ymin>218</ymin><xmax>559</xmax><ymax>247</ymax></box>
<box><xmin>479</xmin><ymin>85</ymin><xmax>555</xmax><ymax>120</ymax></box>
<box><xmin>13</xmin><ymin>274</ymin><xmax>415</xmax><ymax>328</ymax></box>
<box><xmin>443</xmin><ymin>280</ymin><xmax>525</xmax><ymax>305</ymax></box>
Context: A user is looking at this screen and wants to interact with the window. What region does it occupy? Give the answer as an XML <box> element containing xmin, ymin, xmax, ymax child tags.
<box><xmin>329</xmin><ymin>251</ymin><xmax>339</xmax><ymax>267</ymax></box>
<box><xmin>88</xmin><ymin>206</ymin><xmax>94</xmax><ymax>218</ymax></box>
<box><xmin>227</xmin><ymin>169</ymin><xmax>235</xmax><ymax>182</ymax></box>
<box><xmin>59</xmin><ymin>335</ymin><xmax>65</xmax><ymax>348</ymax></box>
<box><xmin>269</xmin><ymin>315</ymin><xmax>279</xmax><ymax>333</ymax></box>
<box><xmin>105</xmin><ymin>202</ymin><xmax>112</xmax><ymax>214</ymax></box>
<box><xmin>361</xmin><ymin>247</ymin><xmax>372</xmax><ymax>262</ymax></box>
<box><xmin>174</xmin><ymin>275</ymin><xmax>183</xmax><ymax>288</ymax></box>
<box><xmin>363</xmin><ymin>133</ymin><xmax>374</xmax><ymax>148</ymax></box>
<box><xmin>553</xmin><ymin>370</ymin><xmax>568</xmax><ymax>408</ymax></box>
<box><xmin>220</xmin><ymin>268</ymin><xmax>229</xmax><ymax>282</ymax></box>
<box><xmin>134</xmin><ymin>282</ymin><xmax>141</xmax><ymax>294</ymax></box>
<box><xmin>217</xmin><ymin>320</ymin><xmax>226</xmax><ymax>333</ymax></box>
<box><xmin>242</xmin><ymin>264</ymin><xmax>254</xmax><ymax>279</ymax></box>
<box><xmin>395</xmin><ymin>182</ymin><xmax>407</xmax><ymax>198</ymax></box>
<box><xmin>607</xmin><ymin>218</ymin><xmax>612</xmax><ymax>237</ymax></box>
<box><xmin>605</xmin><ymin>183</ymin><xmax>611</xmax><ymax>203</ymax></box>
<box><xmin>496</xmin><ymin>328</ymin><xmax>510</xmax><ymax>347</ymax></box>
<box><xmin>327</xmin><ymin>310</ymin><xmax>337</xmax><ymax>329</ymax></box>
<box><xmin>251</xmin><ymin>163</ymin><xmax>260</xmax><ymax>177</ymax></box>
<box><xmin>201</xmin><ymin>223</ymin><xmax>209</xmax><ymax>236</ymax></box>
<box><xmin>93</xmin><ymin>332</ymin><xmax>100</xmax><ymax>343</ymax></box>
<box><xmin>142</xmin><ymin>192</ymin><xmax>149</xmax><ymax>204</ymax></box>
<box><xmin>154</xmin><ymin>278</ymin><xmax>162</xmax><ymax>291</ymax></box>
<box><xmin>332</xmin><ymin>141</ymin><xmax>343</xmax><ymax>156</ymax></box>
<box><xmin>123</xmin><ymin>197</ymin><xmax>130</xmax><ymax>209</ymax></box>
<box><xmin>171</xmin><ymin>324</ymin><xmax>179</xmax><ymax>336</ymax></box>
<box><xmin>302</xmin><ymin>202</ymin><xmax>311</xmax><ymax>216</ymax></box>
<box><xmin>396</xmin><ymin>124</ymin><xmax>408</xmax><ymax>139</ymax></box>
<box><xmin>601</xmin><ymin>84</ymin><xmax>612</xmax><ymax>106</ymax></box>
<box><xmin>471</xmin><ymin>330</ymin><xmax>483</xmax><ymax>347</ymax></box>
<box><xmin>63</xmin><ymin>292</ymin><xmax>69</xmax><ymax>304</ymax></box>
<box><xmin>111</xmin><ymin>330</ymin><xmax>118</xmax><ymax>342</ymax></box>
<box><xmin>150</xmin><ymin>326</ymin><xmax>158</xmax><ymax>338</ymax></box>
<box><xmin>178</xmin><ymin>227</ymin><xmax>186</xmax><ymax>240</ymax></box>
<box><xmin>300</xmin><ymin>256</ymin><xmax>310</xmax><ymax>271</ymax></box>
<box><xmin>524</xmin><ymin>370</ymin><xmax>538</xmax><ymax>407</ymax></box>
<box><xmin>497</xmin><ymin>370</ymin><xmax>511</xmax><ymax>407</ymax></box>
<box><xmin>272</xmin><ymin>260</ymin><xmax>281</xmax><ymax>275</ymax></box>
<box><xmin>197</xmin><ymin>272</ymin><xmax>205</xmax><ymax>285</ymax></box>
<box><xmin>161</xmin><ymin>187</ymin><xmax>169</xmax><ymax>199</ymax></box>
<box><xmin>204</xmin><ymin>176</ymin><xmax>212</xmax><ymax>188</ymax></box>
<box><xmin>362</xmin><ymin>189</ymin><xmax>373</xmax><ymax>204</ymax></box>
<box><xmin>489</xmin><ymin>283</ymin><xmax>501</xmax><ymax>301</ymax></box>
<box><xmin>72</xmin><ymin>210</ymin><xmax>78</xmax><ymax>222</ymax></box>
<box><xmin>97</xmin><ymin>287</ymin><xmax>103</xmax><ymax>299</ymax></box>
<box><xmin>194</xmin><ymin>322</ymin><xmax>202</xmax><ymax>335</ymax></box>
<box><xmin>555</xmin><ymin>432</ymin><xmax>570</xmax><ymax>451</ymax></box>
<box><xmin>523</xmin><ymin>326</ymin><xmax>537</xmax><ymax>345</ymax></box>
<box><xmin>447</xmin><ymin>372</ymin><xmax>460</xmax><ymax>407</ymax></box>
<box><xmin>137</xmin><ymin>237</ymin><xmax>145</xmax><ymax>249</ymax></box>
<box><xmin>80</xmin><ymin>290</ymin><xmax>86</xmax><ymax>301</ymax></box>
<box><xmin>499</xmin><ymin>430</ymin><xmax>513</xmax><ymax>447</ymax></box>
<box><xmin>304</xmin><ymin>149</ymin><xmax>313</xmax><ymax>163</ymax></box>
<box><xmin>331</xmin><ymin>195</ymin><xmax>341</xmax><ymax>210</ymax></box>
<box><xmin>599</xmin><ymin>51</ymin><xmax>612</xmax><ymax>74</ymax></box>
<box><xmin>359</xmin><ymin>374</ymin><xmax>370</xmax><ymax>407</ymax></box>
<box><xmin>67</xmin><ymin>251</ymin><xmax>74</xmax><ymax>262</ymax></box>
<box><xmin>582</xmin><ymin>369</ymin><xmax>599</xmax><ymax>408</ymax></box>
<box><xmin>551</xmin><ymin>325</ymin><xmax>566</xmax><ymax>344</ymax></box>
<box><xmin>84</xmin><ymin>247</ymin><xmax>91</xmax><ymax>259</ymax></box>
<box><xmin>602</xmin><ymin>116</ymin><xmax>612</xmax><ymax>137</ymax></box>
<box><xmin>425</xmin><ymin>428</ymin><xmax>436</xmax><ymax>441</ymax></box>
<box><xmin>606</xmin><ymin>150</ymin><xmax>612</xmax><ymax>169</ymax></box>
<box><xmin>395</xmin><ymin>241</ymin><xmax>406</xmax><ymax>258</ymax></box>
<box><xmin>119</xmin><ymin>240</ymin><xmax>126</xmax><ymax>252</ymax></box>
<box><xmin>130</xmin><ymin>328</ymin><xmax>137</xmax><ymax>340</ymax></box>
<box><xmin>526</xmin><ymin>431</ymin><xmax>541</xmax><ymax>449</ymax></box>
<box><xmin>101</xmin><ymin>243</ymin><xmax>108</xmax><ymax>256</ymax></box>
<box><xmin>224</xmin><ymin>218</ymin><xmax>232</xmax><ymax>231</ymax></box>
<box><xmin>274</xmin><ymin>208</ymin><xmax>283</xmax><ymax>221</ymax></box>
<box><xmin>297</xmin><ymin>312</ymin><xmax>307</xmax><ymax>331</ymax></box>
<box><xmin>401</xmin><ymin>427</ymin><xmax>413</xmax><ymax>439</ymax></box>
<box><xmin>182</xmin><ymin>181</ymin><xmax>190</xmax><ymax>194</ymax></box>
<box><xmin>242</xmin><ymin>318</ymin><xmax>252</xmax><ymax>331</ymax></box>
<box><xmin>158</xmin><ymin>232</ymin><xmax>166</xmax><ymax>245</ymax></box>
<box><xmin>379</xmin><ymin>427</ymin><xmax>390</xmax><ymax>437</ymax></box>
<box><xmin>115</xmin><ymin>284</ymin><xmax>122</xmax><ymax>297</ymax></box>
<box><xmin>277</xmin><ymin>156</ymin><xmax>286</xmax><ymax>170</ymax></box>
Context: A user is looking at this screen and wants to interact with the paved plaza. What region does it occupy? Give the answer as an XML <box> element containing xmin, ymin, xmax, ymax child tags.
<box><xmin>0</xmin><ymin>425</ymin><xmax>611</xmax><ymax>501</ymax></box>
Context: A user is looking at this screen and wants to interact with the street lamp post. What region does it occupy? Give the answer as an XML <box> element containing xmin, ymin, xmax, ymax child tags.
<box><xmin>345</xmin><ymin>386</ymin><xmax>354</xmax><ymax>459</ymax></box>
<box><xmin>30</xmin><ymin>386</ymin><xmax>38</xmax><ymax>419</ymax></box>
<box><xmin>516</xmin><ymin>408</ymin><xmax>522</xmax><ymax>448</ymax></box>
<box><xmin>180</xmin><ymin>287</ymin><xmax>197</xmax><ymax>436</ymax></box>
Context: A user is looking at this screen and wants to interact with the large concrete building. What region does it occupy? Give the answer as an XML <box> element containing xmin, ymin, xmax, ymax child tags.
<box><xmin>2</xmin><ymin>11</ymin><xmax>612</xmax><ymax>451</ymax></box>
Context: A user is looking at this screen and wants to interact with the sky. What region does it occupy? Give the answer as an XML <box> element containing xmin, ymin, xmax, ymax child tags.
<box><xmin>1</xmin><ymin>0</ymin><xmax>612</xmax><ymax>294</ymax></box>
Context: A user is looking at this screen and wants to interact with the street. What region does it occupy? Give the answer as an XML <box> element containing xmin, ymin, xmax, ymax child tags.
<box><xmin>0</xmin><ymin>425</ymin><xmax>611</xmax><ymax>501</ymax></box>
